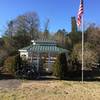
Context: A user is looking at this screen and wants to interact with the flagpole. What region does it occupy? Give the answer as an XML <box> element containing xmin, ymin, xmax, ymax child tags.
<box><xmin>77</xmin><ymin>0</ymin><xmax>84</xmax><ymax>83</ymax></box>
<box><xmin>81</xmin><ymin>11</ymin><xmax>84</xmax><ymax>83</ymax></box>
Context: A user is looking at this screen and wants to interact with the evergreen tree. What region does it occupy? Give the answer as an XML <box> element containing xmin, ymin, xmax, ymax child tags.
<box><xmin>71</xmin><ymin>17</ymin><xmax>77</xmax><ymax>32</ymax></box>
<box><xmin>53</xmin><ymin>53</ymin><xmax>67</xmax><ymax>79</ymax></box>
<box><xmin>43</xmin><ymin>19</ymin><xmax>50</xmax><ymax>39</ymax></box>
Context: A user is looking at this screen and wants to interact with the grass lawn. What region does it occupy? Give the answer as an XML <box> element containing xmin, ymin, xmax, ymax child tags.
<box><xmin>0</xmin><ymin>80</ymin><xmax>100</xmax><ymax>100</ymax></box>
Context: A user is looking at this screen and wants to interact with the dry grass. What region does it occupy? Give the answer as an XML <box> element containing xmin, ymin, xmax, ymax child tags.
<box><xmin>0</xmin><ymin>80</ymin><xmax>100</xmax><ymax>100</ymax></box>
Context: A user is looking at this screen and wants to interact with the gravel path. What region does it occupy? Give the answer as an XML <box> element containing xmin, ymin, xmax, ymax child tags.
<box><xmin>0</xmin><ymin>79</ymin><xmax>21</xmax><ymax>89</ymax></box>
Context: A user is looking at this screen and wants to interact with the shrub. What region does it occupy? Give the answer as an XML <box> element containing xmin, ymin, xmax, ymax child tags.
<box><xmin>3</xmin><ymin>56</ymin><xmax>16</xmax><ymax>74</ymax></box>
<box><xmin>53</xmin><ymin>53</ymin><xmax>67</xmax><ymax>79</ymax></box>
<box><xmin>0</xmin><ymin>58</ymin><xmax>5</xmax><ymax>67</ymax></box>
<box><xmin>2</xmin><ymin>54</ymin><xmax>21</xmax><ymax>74</ymax></box>
<box><xmin>15</xmin><ymin>60</ymin><xmax>38</xmax><ymax>79</ymax></box>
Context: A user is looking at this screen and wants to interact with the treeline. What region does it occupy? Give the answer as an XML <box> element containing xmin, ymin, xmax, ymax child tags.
<box><xmin>0</xmin><ymin>11</ymin><xmax>100</xmax><ymax>79</ymax></box>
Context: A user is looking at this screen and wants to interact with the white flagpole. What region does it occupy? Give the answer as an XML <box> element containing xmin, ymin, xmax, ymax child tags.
<box><xmin>81</xmin><ymin>11</ymin><xmax>84</xmax><ymax>83</ymax></box>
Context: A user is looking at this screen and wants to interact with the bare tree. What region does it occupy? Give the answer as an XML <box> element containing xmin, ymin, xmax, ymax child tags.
<box><xmin>86</xmin><ymin>24</ymin><xmax>100</xmax><ymax>57</ymax></box>
<box><xmin>72</xmin><ymin>43</ymin><xmax>99</xmax><ymax>70</ymax></box>
<box><xmin>5</xmin><ymin>12</ymin><xmax>40</xmax><ymax>39</ymax></box>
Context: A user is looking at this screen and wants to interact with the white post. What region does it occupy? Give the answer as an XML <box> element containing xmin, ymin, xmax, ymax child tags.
<box><xmin>37</xmin><ymin>53</ymin><xmax>39</xmax><ymax>72</ymax></box>
<box><xmin>30</xmin><ymin>45</ymin><xmax>33</xmax><ymax>64</ymax></box>
<box><xmin>48</xmin><ymin>52</ymin><xmax>51</xmax><ymax>71</ymax></box>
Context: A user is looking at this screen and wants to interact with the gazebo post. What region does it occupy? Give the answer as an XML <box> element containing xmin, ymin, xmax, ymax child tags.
<box><xmin>48</xmin><ymin>52</ymin><xmax>51</xmax><ymax>71</ymax></box>
<box><xmin>37</xmin><ymin>52</ymin><xmax>40</xmax><ymax>72</ymax></box>
<box><xmin>31</xmin><ymin>51</ymin><xmax>33</xmax><ymax>64</ymax></box>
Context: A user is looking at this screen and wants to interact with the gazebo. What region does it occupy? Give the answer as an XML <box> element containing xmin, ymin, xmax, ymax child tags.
<box><xmin>19</xmin><ymin>40</ymin><xmax>68</xmax><ymax>73</ymax></box>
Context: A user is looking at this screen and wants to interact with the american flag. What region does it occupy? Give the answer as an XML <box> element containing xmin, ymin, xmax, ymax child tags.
<box><xmin>77</xmin><ymin>0</ymin><xmax>84</xmax><ymax>27</ymax></box>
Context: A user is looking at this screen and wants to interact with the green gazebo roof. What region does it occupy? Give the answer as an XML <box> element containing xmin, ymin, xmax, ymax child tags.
<box><xmin>19</xmin><ymin>40</ymin><xmax>68</xmax><ymax>54</ymax></box>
